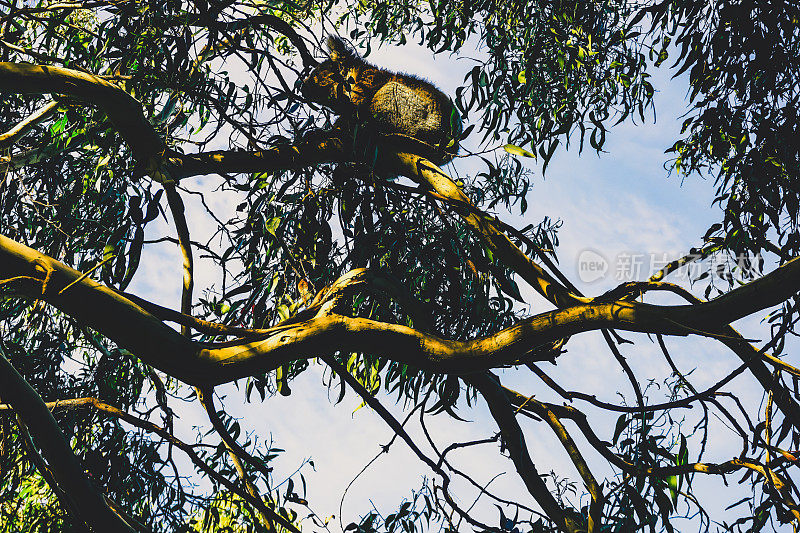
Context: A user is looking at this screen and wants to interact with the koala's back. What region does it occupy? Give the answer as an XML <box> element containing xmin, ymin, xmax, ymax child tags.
<box><xmin>370</xmin><ymin>78</ymin><xmax>453</xmax><ymax>146</ymax></box>
<box><xmin>303</xmin><ymin>37</ymin><xmax>462</xmax><ymax>163</ymax></box>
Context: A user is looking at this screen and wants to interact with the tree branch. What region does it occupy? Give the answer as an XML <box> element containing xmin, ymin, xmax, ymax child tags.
<box><xmin>197</xmin><ymin>387</ymin><xmax>276</xmax><ymax>532</ymax></box>
<box><xmin>0</xmin><ymin>347</ymin><xmax>136</xmax><ymax>532</ymax></box>
<box><xmin>599</xmin><ymin>279</ymin><xmax>800</xmax><ymax>429</ymax></box>
<box><xmin>385</xmin><ymin>152</ymin><xmax>588</xmax><ymax>308</ymax></box>
<box><xmin>0</xmin><ymin>99</ymin><xmax>60</xmax><ymax>148</ymax></box>
<box><xmin>0</xmin><ymin>392</ymin><xmax>302</xmax><ymax>533</ymax></box>
<box><xmin>186</xmin><ymin>13</ymin><xmax>317</xmax><ymax>68</ymax></box>
<box><xmin>163</xmin><ymin>129</ymin><xmax>348</xmax><ymax>180</ymax></box>
<box><xmin>0</xmin><ymin>62</ymin><xmax>165</xmax><ymax>165</ymax></box>
<box><xmin>2</xmin><ymin>233</ymin><xmax>800</xmax><ymax>389</ymax></box>
<box><xmin>467</xmin><ymin>372</ymin><xmax>580</xmax><ymax>533</ymax></box>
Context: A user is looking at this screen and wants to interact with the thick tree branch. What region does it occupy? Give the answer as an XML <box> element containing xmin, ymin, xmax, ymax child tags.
<box><xmin>163</xmin><ymin>129</ymin><xmax>348</xmax><ymax>180</ymax></box>
<box><xmin>13</xmin><ymin>414</ymin><xmax>81</xmax><ymax>521</ymax></box>
<box><xmin>0</xmin><ymin>233</ymin><xmax>203</xmax><ymax>380</ymax></box>
<box><xmin>2</xmin><ymin>234</ymin><xmax>800</xmax><ymax>388</ymax></box>
<box><xmin>0</xmin><ymin>62</ymin><xmax>165</xmax><ymax>165</ymax></box>
<box><xmin>0</xmin><ymin>347</ymin><xmax>136</xmax><ymax>532</ymax></box>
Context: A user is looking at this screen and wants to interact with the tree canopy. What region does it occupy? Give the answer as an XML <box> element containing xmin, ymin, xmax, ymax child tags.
<box><xmin>0</xmin><ymin>0</ymin><xmax>799</xmax><ymax>532</ymax></box>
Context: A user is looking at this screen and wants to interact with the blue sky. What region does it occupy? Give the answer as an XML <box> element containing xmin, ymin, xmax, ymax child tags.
<box><xmin>127</xmin><ymin>37</ymin><xmax>795</xmax><ymax>532</ymax></box>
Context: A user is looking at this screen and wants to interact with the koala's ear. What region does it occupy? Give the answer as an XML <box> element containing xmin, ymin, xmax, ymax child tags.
<box><xmin>327</xmin><ymin>35</ymin><xmax>359</xmax><ymax>63</ymax></box>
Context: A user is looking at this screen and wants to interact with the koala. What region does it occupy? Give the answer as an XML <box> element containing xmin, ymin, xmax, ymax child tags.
<box><xmin>302</xmin><ymin>36</ymin><xmax>462</xmax><ymax>165</ymax></box>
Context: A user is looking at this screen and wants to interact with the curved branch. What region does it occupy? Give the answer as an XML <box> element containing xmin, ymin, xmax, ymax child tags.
<box><xmin>163</xmin><ymin>184</ymin><xmax>194</xmax><ymax>336</ymax></box>
<box><xmin>384</xmin><ymin>152</ymin><xmax>588</xmax><ymax>309</ymax></box>
<box><xmin>191</xmin><ymin>14</ymin><xmax>317</xmax><ymax>68</ymax></box>
<box><xmin>197</xmin><ymin>388</ymin><xmax>276</xmax><ymax>532</ymax></box>
<box><xmin>525</xmin><ymin>398</ymin><xmax>604</xmax><ymax>532</ymax></box>
<box><xmin>2</xmin><ymin>233</ymin><xmax>800</xmax><ymax>389</ymax></box>
<box><xmin>0</xmin><ymin>62</ymin><xmax>165</xmax><ymax>164</ymax></box>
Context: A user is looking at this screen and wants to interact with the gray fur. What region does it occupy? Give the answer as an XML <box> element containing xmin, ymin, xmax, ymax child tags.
<box><xmin>303</xmin><ymin>37</ymin><xmax>462</xmax><ymax>164</ymax></box>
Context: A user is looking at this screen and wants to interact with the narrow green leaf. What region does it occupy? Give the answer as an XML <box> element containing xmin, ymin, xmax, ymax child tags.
<box><xmin>503</xmin><ymin>144</ymin><xmax>535</xmax><ymax>158</ymax></box>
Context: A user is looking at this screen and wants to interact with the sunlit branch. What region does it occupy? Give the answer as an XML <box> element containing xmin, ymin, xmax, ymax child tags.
<box><xmin>163</xmin><ymin>184</ymin><xmax>194</xmax><ymax>336</ymax></box>
<box><xmin>648</xmin><ymin>241</ymin><xmax>721</xmax><ymax>282</ymax></box>
<box><xmin>0</xmin><ymin>62</ymin><xmax>165</xmax><ymax>165</ymax></box>
<box><xmin>2</xmin><ymin>233</ymin><xmax>800</xmax><ymax>389</ymax></box>
<box><xmin>0</xmin><ymin>99</ymin><xmax>60</xmax><ymax>148</ymax></box>
<box><xmin>384</xmin><ymin>151</ymin><xmax>588</xmax><ymax>309</ymax></box>
<box><xmin>522</xmin><ymin>395</ymin><xmax>604</xmax><ymax>532</ymax></box>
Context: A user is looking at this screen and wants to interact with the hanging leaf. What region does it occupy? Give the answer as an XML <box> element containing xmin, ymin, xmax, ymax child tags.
<box><xmin>503</xmin><ymin>144</ymin><xmax>536</xmax><ymax>158</ymax></box>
